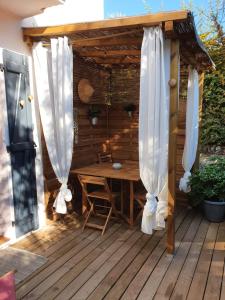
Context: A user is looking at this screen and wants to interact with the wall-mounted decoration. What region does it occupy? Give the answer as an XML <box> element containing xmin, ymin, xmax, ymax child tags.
<box><xmin>88</xmin><ymin>105</ymin><xmax>101</xmax><ymax>126</ymax></box>
<box><xmin>78</xmin><ymin>78</ymin><xmax>94</xmax><ymax>103</ymax></box>
<box><xmin>124</xmin><ymin>103</ymin><xmax>136</xmax><ymax>118</ymax></box>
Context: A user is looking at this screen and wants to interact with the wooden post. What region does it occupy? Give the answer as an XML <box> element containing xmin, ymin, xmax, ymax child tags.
<box><xmin>194</xmin><ymin>72</ymin><xmax>205</xmax><ymax>170</ymax></box>
<box><xmin>167</xmin><ymin>40</ymin><xmax>179</xmax><ymax>254</ymax></box>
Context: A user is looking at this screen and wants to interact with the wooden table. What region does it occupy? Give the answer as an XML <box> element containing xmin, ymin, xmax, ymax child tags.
<box><xmin>71</xmin><ymin>162</ymin><xmax>140</xmax><ymax>226</ymax></box>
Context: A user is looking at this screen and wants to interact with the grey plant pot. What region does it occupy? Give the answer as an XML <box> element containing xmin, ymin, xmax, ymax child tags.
<box><xmin>203</xmin><ymin>200</ymin><xmax>225</xmax><ymax>223</ymax></box>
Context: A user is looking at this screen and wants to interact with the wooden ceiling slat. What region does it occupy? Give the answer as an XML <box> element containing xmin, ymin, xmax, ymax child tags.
<box><xmin>72</xmin><ymin>37</ymin><xmax>142</xmax><ymax>48</ymax></box>
<box><xmin>22</xmin><ymin>10</ymin><xmax>213</xmax><ymax>69</ymax></box>
<box><xmin>94</xmin><ymin>57</ymin><xmax>140</xmax><ymax>64</ymax></box>
<box><xmin>77</xmin><ymin>50</ymin><xmax>141</xmax><ymax>57</ymax></box>
<box><xmin>70</xmin><ymin>29</ymin><xmax>143</xmax><ymax>42</ymax></box>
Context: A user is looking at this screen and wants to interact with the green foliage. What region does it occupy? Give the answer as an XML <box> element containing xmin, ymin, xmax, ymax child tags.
<box><xmin>188</xmin><ymin>156</ymin><xmax>225</xmax><ymax>206</ymax></box>
<box><xmin>201</xmin><ymin>36</ymin><xmax>225</xmax><ymax>146</ymax></box>
<box><xmin>179</xmin><ymin>1</ymin><xmax>225</xmax><ymax>146</ymax></box>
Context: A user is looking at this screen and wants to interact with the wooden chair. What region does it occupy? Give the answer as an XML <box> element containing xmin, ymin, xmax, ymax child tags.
<box><xmin>97</xmin><ymin>152</ymin><xmax>113</xmax><ymax>163</ymax></box>
<box><xmin>78</xmin><ymin>174</ymin><xmax>119</xmax><ymax>235</ymax></box>
<box><xmin>97</xmin><ymin>152</ymin><xmax>114</xmax><ymax>191</ymax></box>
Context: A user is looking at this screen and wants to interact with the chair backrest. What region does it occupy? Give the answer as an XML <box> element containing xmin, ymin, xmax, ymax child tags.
<box><xmin>78</xmin><ymin>174</ymin><xmax>111</xmax><ymax>198</ymax></box>
<box><xmin>98</xmin><ymin>152</ymin><xmax>113</xmax><ymax>163</ymax></box>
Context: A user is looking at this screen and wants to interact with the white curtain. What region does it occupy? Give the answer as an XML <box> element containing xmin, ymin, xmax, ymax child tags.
<box><xmin>33</xmin><ymin>37</ymin><xmax>74</xmax><ymax>214</ymax></box>
<box><xmin>179</xmin><ymin>68</ymin><xmax>199</xmax><ymax>193</ymax></box>
<box><xmin>139</xmin><ymin>27</ymin><xmax>170</xmax><ymax>235</ymax></box>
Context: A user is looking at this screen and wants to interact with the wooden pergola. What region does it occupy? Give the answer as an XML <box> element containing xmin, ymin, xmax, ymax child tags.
<box><xmin>23</xmin><ymin>10</ymin><xmax>213</xmax><ymax>254</ymax></box>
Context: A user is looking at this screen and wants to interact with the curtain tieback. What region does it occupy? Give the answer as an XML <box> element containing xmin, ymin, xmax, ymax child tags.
<box><xmin>179</xmin><ymin>171</ymin><xmax>191</xmax><ymax>193</ymax></box>
<box><xmin>59</xmin><ymin>182</ymin><xmax>72</xmax><ymax>202</ymax></box>
<box><xmin>143</xmin><ymin>193</ymin><xmax>158</xmax><ymax>217</ymax></box>
<box><xmin>53</xmin><ymin>182</ymin><xmax>72</xmax><ymax>214</ymax></box>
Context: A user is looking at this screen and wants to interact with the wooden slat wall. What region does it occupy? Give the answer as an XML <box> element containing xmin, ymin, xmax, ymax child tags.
<box><xmin>176</xmin><ymin>64</ymin><xmax>189</xmax><ymax>205</ymax></box>
<box><xmin>109</xmin><ymin>65</ymin><xmax>189</xmax><ymax>205</ymax></box>
<box><xmin>72</xmin><ymin>56</ymin><xmax>109</xmax><ymax>169</ymax></box>
<box><xmin>109</xmin><ymin>68</ymin><xmax>139</xmax><ymax>162</ymax></box>
<box><xmin>42</xmin><ymin>58</ymin><xmax>189</xmax><ymax>207</ymax></box>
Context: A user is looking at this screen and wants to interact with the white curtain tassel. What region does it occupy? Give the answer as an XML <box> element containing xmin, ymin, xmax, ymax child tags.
<box><xmin>144</xmin><ymin>193</ymin><xmax>158</xmax><ymax>217</ymax></box>
<box><xmin>179</xmin><ymin>171</ymin><xmax>191</xmax><ymax>193</ymax></box>
<box><xmin>141</xmin><ymin>193</ymin><xmax>157</xmax><ymax>235</ymax></box>
<box><xmin>60</xmin><ymin>182</ymin><xmax>72</xmax><ymax>202</ymax></box>
<box><xmin>53</xmin><ymin>182</ymin><xmax>72</xmax><ymax>214</ymax></box>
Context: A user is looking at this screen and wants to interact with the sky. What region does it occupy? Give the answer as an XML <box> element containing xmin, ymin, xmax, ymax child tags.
<box><xmin>104</xmin><ymin>0</ymin><xmax>208</xmax><ymax>18</ymax></box>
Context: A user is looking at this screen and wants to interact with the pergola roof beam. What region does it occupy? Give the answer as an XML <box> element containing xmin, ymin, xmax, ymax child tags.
<box><xmin>23</xmin><ymin>10</ymin><xmax>189</xmax><ymax>38</ymax></box>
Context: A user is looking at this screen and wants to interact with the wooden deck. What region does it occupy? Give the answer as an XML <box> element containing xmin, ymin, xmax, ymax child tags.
<box><xmin>12</xmin><ymin>208</ymin><xmax>225</xmax><ymax>300</ymax></box>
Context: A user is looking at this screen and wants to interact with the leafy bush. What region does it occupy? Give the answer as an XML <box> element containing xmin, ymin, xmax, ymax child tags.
<box><xmin>188</xmin><ymin>156</ymin><xmax>225</xmax><ymax>207</ymax></box>
<box><xmin>201</xmin><ymin>38</ymin><xmax>225</xmax><ymax>146</ymax></box>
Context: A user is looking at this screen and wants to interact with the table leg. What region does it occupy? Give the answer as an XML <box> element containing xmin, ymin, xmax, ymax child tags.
<box><xmin>130</xmin><ymin>181</ymin><xmax>134</xmax><ymax>226</ymax></box>
<box><xmin>82</xmin><ymin>190</ymin><xmax>88</xmax><ymax>216</ymax></box>
<box><xmin>120</xmin><ymin>180</ymin><xmax>124</xmax><ymax>214</ymax></box>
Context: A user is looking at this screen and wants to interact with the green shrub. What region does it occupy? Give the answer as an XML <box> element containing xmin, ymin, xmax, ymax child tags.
<box><xmin>200</xmin><ymin>37</ymin><xmax>225</xmax><ymax>146</ymax></box>
<box><xmin>188</xmin><ymin>156</ymin><xmax>225</xmax><ymax>207</ymax></box>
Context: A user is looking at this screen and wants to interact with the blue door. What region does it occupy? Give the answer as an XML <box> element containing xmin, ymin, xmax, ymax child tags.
<box><xmin>3</xmin><ymin>50</ymin><xmax>38</xmax><ymax>238</ymax></box>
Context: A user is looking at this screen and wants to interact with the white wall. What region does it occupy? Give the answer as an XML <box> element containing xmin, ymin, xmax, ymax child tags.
<box><xmin>0</xmin><ymin>10</ymin><xmax>29</xmax><ymax>54</ymax></box>
<box><xmin>22</xmin><ymin>0</ymin><xmax>104</xmax><ymax>27</ymax></box>
<box><xmin>0</xmin><ymin>8</ymin><xmax>45</xmax><ymax>240</ymax></box>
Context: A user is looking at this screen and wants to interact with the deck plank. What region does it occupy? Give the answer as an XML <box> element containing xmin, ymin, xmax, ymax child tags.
<box><xmin>152</xmin><ymin>213</ymin><xmax>202</xmax><ymax>300</ymax></box>
<box><xmin>36</xmin><ymin>224</ymin><xmax>124</xmax><ymax>300</ymax></box>
<box><xmin>12</xmin><ymin>208</ymin><xmax>224</xmax><ymax>300</ymax></box>
<box><xmin>16</xmin><ymin>225</ymin><xmax>90</xmax><ymax>291</ymax></box>
<box><xmin>119</xmin><ymin>209</ymin><xmax>192</xmax><ymax>300</ymax></box>
<box><xmin>186</xmin><ymin>222</ymin><xmax>219</xmax><ymax>300</ymax></box>
<box><xmin>12</xmin><ymin>223</ymin><xmax>69</xmax><ymax>251</ymax></box>
<box><xmin>57</xmin><ymin>228</ymin><xmax>140</xmax><ymax>300</ymax></box>
<box><xmin>16</xmin><ymin>228</ymin><xmax>97</xmax><ymax>299</ymax></box>
<box><xmin>87</xmin><ymin>231</ymin><xmax>161</xmax><ymax>300</ymax></box>
<box><xmin>103</xmin><ymin>209</ymin><xmax>186</xmax><ymax>300</ymax></box>
<box><xmin>170</xmin><ymin>218</ymin><xmax>209</xmax><ymax>300</ymax></box>
<box><xmin>204</xmin><ymin>222</ymin><xmax>225</xmax><ymax>300</ymax></box>
<box><xmin>136</xmin><ymin>210</ymin><xmax>197</xmax><ymax>299</ymax></box>
<box><xmin>18</xmin><ymin>224</ymin><xmax>120</xmax><ymax>299</ymax></box>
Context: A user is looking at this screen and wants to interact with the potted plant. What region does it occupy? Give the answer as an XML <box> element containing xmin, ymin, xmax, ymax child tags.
<box><xmin>124</xmin><ymin>103</ymin><xmax>136</xmax><ymax>118</ymax></box>
<box><xmin>88</xmin><ymin>105</ymin><xmax>101</xmax><ymax>126</ymax></box>
<box><xmin>188</xmin><ymin>156</ymin><xmax>225</xmax><ymax>222</ymax></box>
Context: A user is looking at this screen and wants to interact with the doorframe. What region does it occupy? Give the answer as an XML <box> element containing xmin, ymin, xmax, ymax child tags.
<box><xmin>0</xmin><ymin>48</ymin><xmax>15</xmax><ymax>240</ymax></box>
<box><xmin>0</xmin><ymin>48</ymin><xmax>46</xmax><ymax>242</ymax></box>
